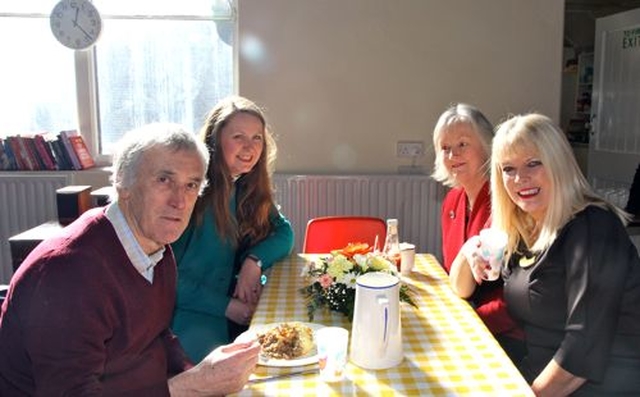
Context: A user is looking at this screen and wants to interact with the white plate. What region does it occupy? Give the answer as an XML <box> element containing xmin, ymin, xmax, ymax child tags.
<box><xmin>236</xmin><ymin>322</ymin><xmax>325</xmax><ymax>367</ymax></box>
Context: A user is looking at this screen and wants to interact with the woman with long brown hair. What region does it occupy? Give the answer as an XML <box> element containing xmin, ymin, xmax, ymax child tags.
<box><xmin>170</xmin><ymin>96</ymin><xmax>294</xmax><ymax>362</ymax></box>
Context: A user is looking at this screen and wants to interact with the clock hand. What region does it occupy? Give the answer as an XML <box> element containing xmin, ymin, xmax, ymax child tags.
<box><xmin>74</xmin><ymin>23</ymin><xmax>93</xmax><ymax>41</ymax></box>
<box><xmin>73</xmin><ymin>8</ymin><xmax>79</xmax><ymax>26</ymax></box>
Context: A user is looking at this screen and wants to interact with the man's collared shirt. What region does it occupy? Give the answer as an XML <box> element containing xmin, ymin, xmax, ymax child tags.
<box><xmin>105</xmin><ymin>202</ymin><xmax>165</xmax><ymax>283</ymax></box>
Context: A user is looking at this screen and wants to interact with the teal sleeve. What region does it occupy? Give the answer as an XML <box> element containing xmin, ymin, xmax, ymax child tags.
<box><xmin>244</xmin><ymin>207</ymin><xmax>295</xmax><ymax>270</ymax></box>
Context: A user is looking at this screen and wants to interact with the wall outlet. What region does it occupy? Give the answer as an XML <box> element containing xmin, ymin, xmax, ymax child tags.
<box><xmin>396</xmin><ymin>141</ymin><xmax>425</xmax><ymax>158</ymax></box>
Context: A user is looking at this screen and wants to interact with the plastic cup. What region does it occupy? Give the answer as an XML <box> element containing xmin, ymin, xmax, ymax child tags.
<box><xmin>399</xmin><ymin>242</ymin><xmax>416</xmax><ymax>276</ymax></box>
<box><xmin>316</xmin><ymin>327</ymin><xmax>349</xmax><ymax>382</ymax></box>
<box><xmin>478</xmin><ymin>229</ymin><xmax>508</xmax><ymax>281</ymax></box>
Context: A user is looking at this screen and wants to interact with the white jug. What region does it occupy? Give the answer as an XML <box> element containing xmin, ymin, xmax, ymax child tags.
<box><xmin>349</xmin><ymin>272</ymin><xmax>403</xmax><ymax>369</ymax></box>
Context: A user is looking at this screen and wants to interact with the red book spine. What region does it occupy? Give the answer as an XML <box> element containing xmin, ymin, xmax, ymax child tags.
<box><xmin>13</xmin><ymin>136</ymin><xmax>36</xmax><ymax>170</ymax></box>
<box><xmin>68</xmin><ymin>135</ymin><xmax>96</xmax><ymax>169</ymax></box>
<box><xmin>6</xmin><ymin>137</ymin><xmax>27</xmax><ymax>170</ymax></box>
<box><xmin>22</xmin><ymin>137</ymin><xmax>43</xmax><ymax>170</ymax></box>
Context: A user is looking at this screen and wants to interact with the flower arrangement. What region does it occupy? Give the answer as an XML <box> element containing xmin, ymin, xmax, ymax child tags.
<box><xmin>300</xmin><ymin>242</ymin><xmax>417</xmax><ymax>322</ymax></box>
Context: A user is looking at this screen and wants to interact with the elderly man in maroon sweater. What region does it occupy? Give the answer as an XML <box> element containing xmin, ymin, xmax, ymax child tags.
<box><xmin>0</xmin><ymin>123</ymin><xmax>260</xmax><ymax>396</ymax></box>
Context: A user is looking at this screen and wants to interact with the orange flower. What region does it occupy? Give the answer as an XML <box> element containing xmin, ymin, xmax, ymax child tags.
<box><xmin>333</xmin><ymin>242</ymin><xmax>372</xmax><ymax>259</ymax></box>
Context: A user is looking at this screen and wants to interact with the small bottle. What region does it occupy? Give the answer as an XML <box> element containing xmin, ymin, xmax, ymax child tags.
<box><xmin>383</xmin><ymin>218</ymin><xmax>401</xmax><ymax>269</ymax></box>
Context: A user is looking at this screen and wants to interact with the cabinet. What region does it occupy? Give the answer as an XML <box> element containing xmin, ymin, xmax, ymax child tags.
<box><xmin>8</xmin><ymin>221</ymin><xmax>65</xmax><ymax>272</ymax></box>
<box><xmin>0</xmin><ymin>169</ymin><xmax>110</xmax><ymax>283</ymax></box>
<box><xmin>575</xmin><ymin>52</ymin><xmax>594</xmax><ymax>115</ymax></box>
<box><xmin>566</xmin><ymin>52</ymin><xmax>593</xmax><ymax>144</ymax></box>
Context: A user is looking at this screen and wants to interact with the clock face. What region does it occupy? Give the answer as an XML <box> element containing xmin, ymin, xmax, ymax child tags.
<box><xmin>50</xmin><ymin>0</ymin><xmax>102</xmax><ymax>50</ymax></box>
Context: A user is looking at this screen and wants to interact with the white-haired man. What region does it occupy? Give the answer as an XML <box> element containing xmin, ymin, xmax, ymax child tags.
<box><xmin>0</xmin><ymin>123</ymin><xmax>259</xmax><ymax>396</ymax></box>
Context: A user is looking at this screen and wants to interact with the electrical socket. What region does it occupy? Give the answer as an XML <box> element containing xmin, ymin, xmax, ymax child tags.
<box><xmin>396</xmin><ymin>141</ymin><xmax>425</xmax><ymax>158</ymax></box>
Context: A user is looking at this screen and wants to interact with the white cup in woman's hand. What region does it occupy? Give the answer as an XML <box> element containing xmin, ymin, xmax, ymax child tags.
<box><xmin>476</xmin><ymin>229</ymin><xmax>508</xmax><ymax>281</ymax></box>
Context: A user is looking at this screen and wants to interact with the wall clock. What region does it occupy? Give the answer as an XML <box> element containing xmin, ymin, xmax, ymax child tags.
<box><xmin>50</xmin><ymin>0</ymin><xmax>103</xmax><ymax>50</ymax></box>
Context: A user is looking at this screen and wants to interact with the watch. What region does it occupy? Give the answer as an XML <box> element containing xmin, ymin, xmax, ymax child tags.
<box><xmin>247</xmin><ymin>254</ymin><xmax>262</xmax><ymax>269</ymax></box>
<box><xmin>50</xmin><ymin>0</ymin><xmax>103</xmax><ymax>50</ymax></box>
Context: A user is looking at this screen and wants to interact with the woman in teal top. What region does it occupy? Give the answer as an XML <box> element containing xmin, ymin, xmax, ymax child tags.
<box><xmin>171</xmin><ymin>96</ymin><xmax>294</xmax><ymax>362</ymax></box>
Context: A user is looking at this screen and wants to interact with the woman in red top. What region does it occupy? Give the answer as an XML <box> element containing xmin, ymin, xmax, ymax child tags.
<box><xmin>431</xmin><ymin>103</ymin><xmax>525</xmax><ymax>364</ymax></box>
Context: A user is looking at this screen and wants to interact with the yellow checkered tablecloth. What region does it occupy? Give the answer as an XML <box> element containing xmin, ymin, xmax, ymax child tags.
<box><xmin>233</xmin><ymin>254</ymin><xmax>533</xmax><ymax>396</ymax></box>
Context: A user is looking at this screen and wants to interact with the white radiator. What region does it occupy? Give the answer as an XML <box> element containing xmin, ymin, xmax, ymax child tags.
<box><xmin>0</xmin><ymin>173</ymin><xmax>447</xmax><ymax>283</ymax></box>
<box><xmin>272</xmin><ymin>174</ymin><xmax>446</xmax><ymax>258</ymax></box>
<box><xmin>0</xmin><ymin>174</ymin><xmax>70</xmax><ymax>283</ymax></box>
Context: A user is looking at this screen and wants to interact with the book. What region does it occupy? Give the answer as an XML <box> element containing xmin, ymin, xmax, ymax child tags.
<box><xmin>58</xmin><ymin>130</ymin><xmax>82</xmax><ymax>170</ymax></box>
<box><xmin>50</xmin><ymin>138</ymin><xmax>73</xmax><ymax>170</ymax></box>
<box><xmin>68</xmin><ymin>134</ymin><xmax>95</xmax><ymax>169</ymax></box>
<box><xmin>43</xmin><ymin>133</ymin><xmax>66</xmax><ymax>170</ymax></box>
<box><xmin>0</xmin><ymin>139</ymin><xmax>12</xmax><ymax>170</ymax></box>
<box><xmin>33</xmin><ymin>133</ymin><xmax>57</xmax><ymax>170</ymax></box>
<box><xmin>7</xmin><ymin>136</ymin><xmax>31</xmax><ymax>170</ymax></box>
<box><xmin>1</xmin><ymin>137</ymin><xmax>18</xmax><ymax>170</ymax></box>
<box><xmin>22</xmin><ymin>136</ymin><xmax>45</xmax><ymax>170</ymax></box>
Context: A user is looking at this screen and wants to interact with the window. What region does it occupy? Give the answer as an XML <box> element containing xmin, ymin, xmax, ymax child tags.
<box><xmin>0</xmin><ymin>0</ymin><xmax>235</xmax><ymax>163</ymax></box>
<box><xmin>0</xmin><ymin>3</ymin><xmax>77</xmax><ymax>139</ymax></box>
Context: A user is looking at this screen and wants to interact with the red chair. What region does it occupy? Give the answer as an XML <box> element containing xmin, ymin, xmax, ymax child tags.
<box><xmin>302</xmin><ymin>216</ymin><xmax>387</xmax><ymax>253</ymax></box>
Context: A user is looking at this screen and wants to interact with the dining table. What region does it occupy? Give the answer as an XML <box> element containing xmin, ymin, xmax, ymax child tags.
<box><xmin>232</xmin><ymin>253</ymin><xmax>534</xmax><ymax>396</ymax></box>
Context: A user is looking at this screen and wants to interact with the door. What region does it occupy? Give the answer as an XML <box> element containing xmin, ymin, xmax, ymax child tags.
<box><xmin>589</xmin><ymin>7</ymin><xmax>640</xmax><ymax>194</ymax></box>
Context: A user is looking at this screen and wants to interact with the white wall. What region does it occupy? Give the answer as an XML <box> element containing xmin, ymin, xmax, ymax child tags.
<box><xmin>238</xmin><ymin>0</ymin><xmax>564</xmax><ymax>174</ymax></box>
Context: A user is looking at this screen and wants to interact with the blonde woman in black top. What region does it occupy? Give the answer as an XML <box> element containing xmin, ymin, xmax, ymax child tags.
<box><xmin>483</xmin><ymin>113</ymin><xmax>640</xmax><ymax>396</ymax></box>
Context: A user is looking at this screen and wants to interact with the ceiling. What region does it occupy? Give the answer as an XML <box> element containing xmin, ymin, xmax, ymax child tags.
<box><xmin>564</xmin><ymin>0</ymin><xmax>640</xmax><ymax>52</ymax></box>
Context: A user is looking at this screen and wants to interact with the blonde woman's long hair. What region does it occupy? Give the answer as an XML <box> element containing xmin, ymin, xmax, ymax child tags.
<box><xmin>490</xmin><ymin>113</ymin><xmax>628</xmax><ymax>260</ymax></box>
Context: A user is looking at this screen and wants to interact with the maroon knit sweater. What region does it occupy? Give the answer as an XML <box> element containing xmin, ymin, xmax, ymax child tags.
<box><xmin>0</xmin><ymin>208</ymin><xmax>192</xmax><ymax>396</ymax></box>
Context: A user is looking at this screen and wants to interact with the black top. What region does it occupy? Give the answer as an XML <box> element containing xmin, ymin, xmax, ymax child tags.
<box><xmin>504</xmin><ymin>206</ymin><xmax>640</xmax><ymax>394</ymax></box>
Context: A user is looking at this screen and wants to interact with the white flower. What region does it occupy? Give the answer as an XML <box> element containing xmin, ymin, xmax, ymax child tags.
<box><xmin>353</xmin><ymin>254</ymin><xmax>369</xmax><ymax>271</ymax></box>
<box><xmin>343</xmin><ymin>272</ymin><xmax>358</xmax><ymax>289</ymax></box>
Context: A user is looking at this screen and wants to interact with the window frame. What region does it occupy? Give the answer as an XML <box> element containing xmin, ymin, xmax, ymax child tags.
<box><xmin>80</xmin><ymin>7</ymin><xmax>238</xmax><ymax>166</ymax></box>
<box><xmin>75</xmin><ymin>49</ymin><xmax>103</xmax><ymax>164</ymax></box>
<box><xmin>1</xmin><ymin>1</ymin><xmax>238</xmax><ymax>167</ymax></box>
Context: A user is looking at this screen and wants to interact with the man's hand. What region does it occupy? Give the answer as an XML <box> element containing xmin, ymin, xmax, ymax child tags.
<box><xmin>168</xmin><ymin>340</ymin><xmax>260</xmax><ymax>396</ymax></box>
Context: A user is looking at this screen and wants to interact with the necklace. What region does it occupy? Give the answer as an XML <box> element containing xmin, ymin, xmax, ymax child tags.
<box><xmin>519</xmin><ymin>251</ymin><xmax>537</xmax><ymax>268</ymax></box>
